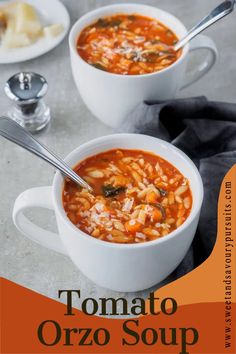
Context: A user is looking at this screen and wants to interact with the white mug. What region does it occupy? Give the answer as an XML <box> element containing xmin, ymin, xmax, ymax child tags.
<box><xmin>13</xmin><ymin>134</ymin><xmax>204</xmax><ymax>292</ymax></box>
<box><xmin>69</xmin><ymin>3</ymin><xmax>218</xmax><ymax>128</ymax></box>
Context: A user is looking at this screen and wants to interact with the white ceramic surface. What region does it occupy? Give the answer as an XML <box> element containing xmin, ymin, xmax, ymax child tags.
<box><xmin>13</xmin><ymin>134</ymin><xmax>204</xmax><ymax>292</ymax></box>
<box><xmin>0</xmin><ymin>0</ymin><xmax>70</xmax><ymax>64</ymax></box>
<box><xmin>69</xmin><ymin>3</ymin><xmax>218</xmax><ymax>128</ymax></box>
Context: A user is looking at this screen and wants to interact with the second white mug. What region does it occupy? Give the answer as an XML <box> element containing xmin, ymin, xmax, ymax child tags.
<box><xmin>69</xmin><ymin>3</ymin><xmax>218</xmax><ymax>128</ymax></box>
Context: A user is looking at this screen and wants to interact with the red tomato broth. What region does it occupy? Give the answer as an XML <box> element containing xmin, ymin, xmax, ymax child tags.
<box><xmin>63</xmin><ymin>149</ymin><xmax>192</xmax><ymax>244</ymax></box>
<box><xmin>77</xmin><ymin>13</ymin><xmax>182</xmax><ymax>75</ymax></box>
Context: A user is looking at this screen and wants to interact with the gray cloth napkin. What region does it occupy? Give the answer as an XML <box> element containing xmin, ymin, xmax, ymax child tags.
<box><xmin>119</xmin><ymin>97</ymin><xmax>236</xmax><ymax>280</ymax></box>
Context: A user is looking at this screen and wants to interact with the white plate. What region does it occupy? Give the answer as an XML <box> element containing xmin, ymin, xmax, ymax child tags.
<box><xmin>0</xmin><ymin>0</ymin><xmax>70</xmax><ymax>64</ymax></box>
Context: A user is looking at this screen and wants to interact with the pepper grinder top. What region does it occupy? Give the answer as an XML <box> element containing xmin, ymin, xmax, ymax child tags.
<box><xmin>4</xmin><ymin>72</ymin><xmax>51</xmax><ymax>133</ymax></box>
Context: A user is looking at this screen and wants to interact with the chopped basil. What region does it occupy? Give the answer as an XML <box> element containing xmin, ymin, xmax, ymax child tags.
<box><xmin>95</xmin><ymin>18</ymin><xmax>110</xmax><ymax>28</ymax></box>
<box><xmin>109</xmin><ymin>19</ymin><xmax>122</xmax><ymax>27</ymax></box>
<box><xmin>95</xmin><ymin>18</ymin><xmax>121</xmax><ymax>28</ymax></box>
<box><xmin>91</xmin><ymin>63</ymin><xmax>107</xmax><ymax>71</ymax></box>
<box><xmin>102</xmin><ymin>185</ymin><xmax>126</xmax><ymax>197</ymax></box>
<box><xmin>144</xmin><ymin>52</ymin><xmax>160</xmax><ymax>63</ymax></box>
<box><xmin>128</xmin><ymin>15</ymin><xmax>136</xmax><ymax>21</ymax></box>
<box><xmin>157</xmin><ymin>188</ymin><xmax>168</xmax><ymax>197</ymax></box>
<box><xmin>155</xmin><ymin>203</ymin><xmax>166</xmax><ymax>219</ymax></box>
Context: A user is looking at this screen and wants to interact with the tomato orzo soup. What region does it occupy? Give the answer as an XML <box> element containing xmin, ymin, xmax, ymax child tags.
<box><xmin>63</xmin><ymin>149</ymin><xmax>192</xmax><ymax>244</ymax></box>
<box><xmin>77</xmin><ymin>14</ymin><xmax>181</xmax><ymax>75</ymax></box>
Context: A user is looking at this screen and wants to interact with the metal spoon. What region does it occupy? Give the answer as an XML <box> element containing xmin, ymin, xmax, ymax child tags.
<box><xmin>174</xmin><ymin>0</ymin><xmax>235</xmax><ymax>51</ymax></box>
<box><xmin>0</xmin><ymin>116</ymin><xmax>93</xmax><ymax>192</ymax></box>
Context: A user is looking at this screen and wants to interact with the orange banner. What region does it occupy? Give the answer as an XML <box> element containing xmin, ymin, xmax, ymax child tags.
<box><xmin>1</xmin><ymin>165</ymin><xmax>236</xmax><ymax>354</ymax></box>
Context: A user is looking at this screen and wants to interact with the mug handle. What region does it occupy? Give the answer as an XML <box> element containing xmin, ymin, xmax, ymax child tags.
<box><xmin>12</xmin><ymin>186</ymin><xmax>67</xmax><ymax>255</ymax></box>
<box><xmin>181</xmin><ymin>34</ymin><xmax>218</xmax><ymax>90</ymax></box>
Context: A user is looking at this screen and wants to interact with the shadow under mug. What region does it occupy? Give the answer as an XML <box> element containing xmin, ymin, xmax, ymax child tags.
<box><xmin>69</xmin><ymin>3</ymin><xmax>218</xmax><ymax>128</ymax></box>
<box><xmin>12</xmin><ymin>134</ymin><xmax>204</xmax><ymax>292</ymax></box>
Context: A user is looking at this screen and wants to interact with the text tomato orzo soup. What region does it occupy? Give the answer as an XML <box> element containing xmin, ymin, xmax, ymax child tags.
<box><xmin>63</xmin><ymin>149</ymin><xmax>192</xmax><ymax>244</ymax></box>
<box><xmin>77</xmin><ymin>14</ymin><xmax>181</xmax><ymax>75</ymax></box>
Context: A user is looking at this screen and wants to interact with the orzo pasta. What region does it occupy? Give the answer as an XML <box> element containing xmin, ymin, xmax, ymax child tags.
<box><xmin>77</xmin><ymin>14</ymin><xmax>181</xmax><ymax>75</ymax></box>
<box><xmin>63</xmin><ymin>149</ymin><xmax>192</xmax><ymax>244</ymax></box>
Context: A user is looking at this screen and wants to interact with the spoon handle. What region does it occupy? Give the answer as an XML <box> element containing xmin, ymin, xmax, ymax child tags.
<box><xmin>174</xmin><ymin>0</ymin><xmax>235</xmax><ymax>51</ymax></box>
<box><xmin>0</xmin><ymin>117</ymin><xmax>92</xmax><ymax>192</ymax></box>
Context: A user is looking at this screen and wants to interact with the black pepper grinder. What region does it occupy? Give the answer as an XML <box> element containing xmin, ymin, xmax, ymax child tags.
<box><xmin>4</xmin><ymin>72</ymin><xmax>51</xmax><ymax>133</ymax></box>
